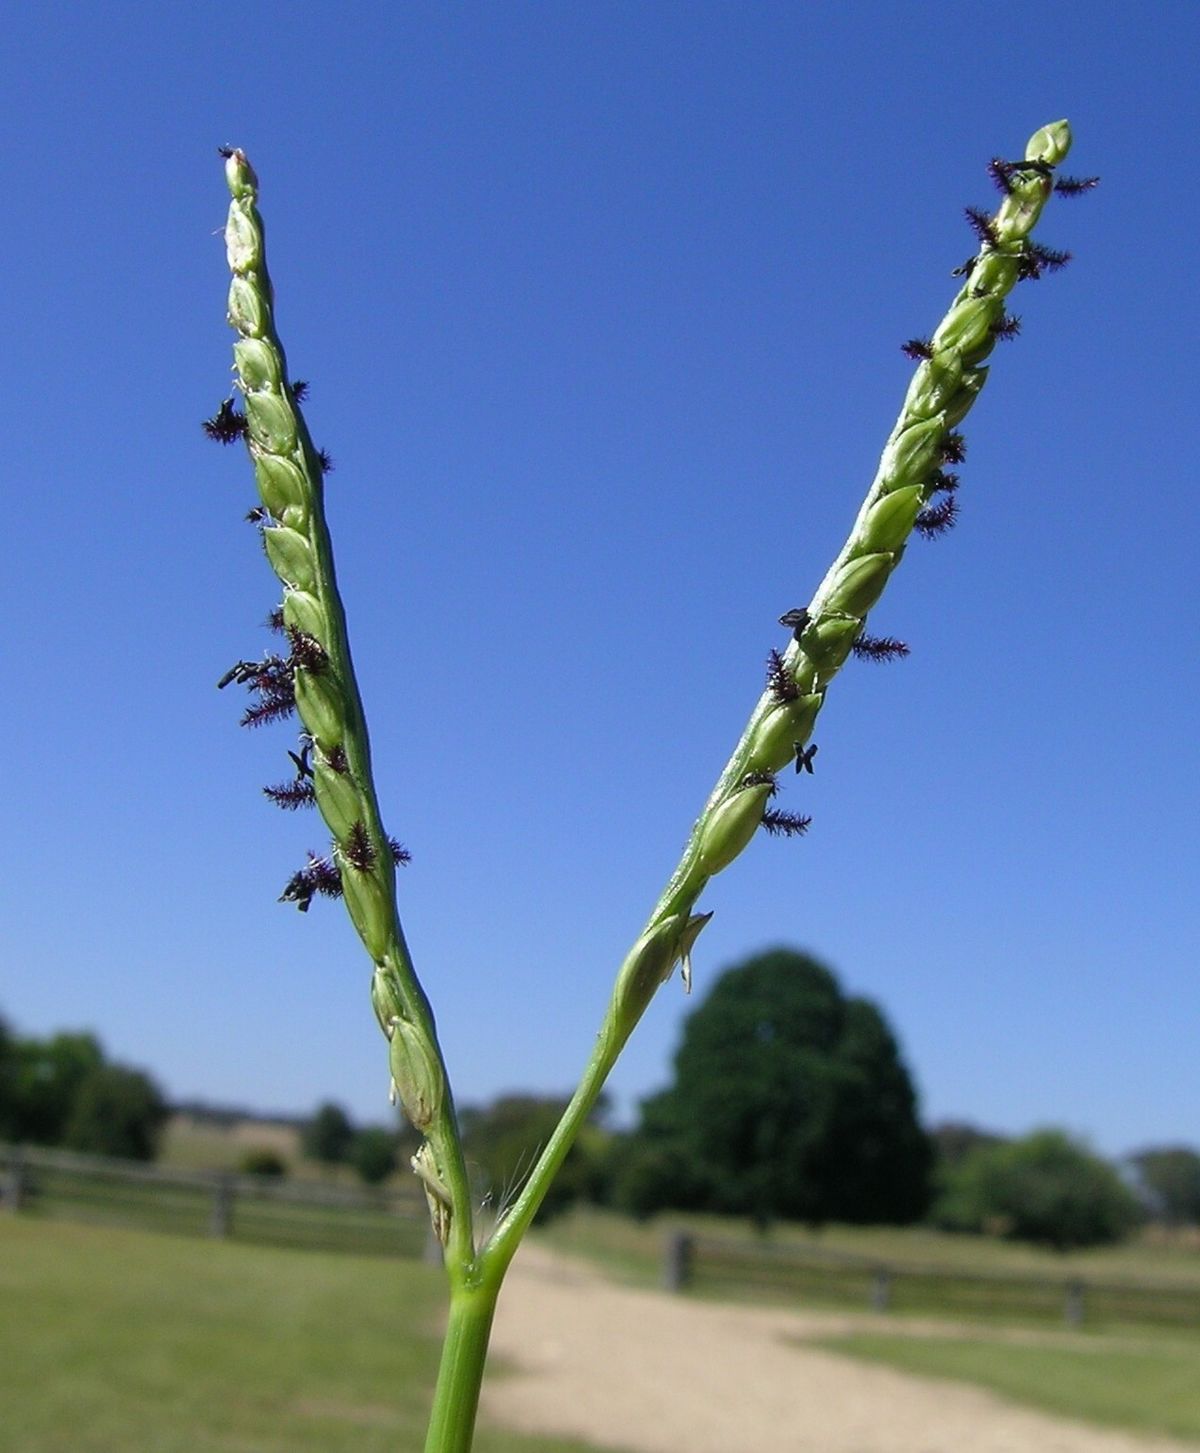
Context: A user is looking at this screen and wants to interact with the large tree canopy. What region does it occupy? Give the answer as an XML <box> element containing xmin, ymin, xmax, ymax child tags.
<box><xmin>618</xmin><ymin>947</ymin><xmax>932</xmax><ymax>1224</ymax></box>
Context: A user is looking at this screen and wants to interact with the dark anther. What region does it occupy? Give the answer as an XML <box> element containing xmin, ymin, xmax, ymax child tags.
<box><xmin>1054</xmin><ymin>175</ymin><xmax>1100</xmax><ymax>197</ymax></box>
<box><xmin>291</xmin><ymin>379</ymin><xmax>309</xmax><ymax>401</ymax></box>
<box><xmin>263</xmin><ymin>779</ymin><xmax>316</xmax><ymax>810</ymax></box>
<box><xmin>766</xmin><ymin>648</ymin><xmax>800</xmax><ymax>703</ymax></box>
<box><xmin>741</xmin><ymin>770</ymin><xmax>779</xmax><ymax>796</ymax></box>
<box><xmin>762</xmin><ymin>809</ymin><xmax>812</xmax><ymax>837</ymax></box>
<box><xmin>246</xmin><ymin>506</ymin><xmax>268</xmax><ymax>524</ymax></box>
<box><xmin>286</xmin><ymin>628</ymin><xmax>328</xmax><ymax>674</ymax></box>
<box><xmin>202</xmin><ymin>397</ymin><xmax>248</xmax><ymax>444</ymax></box>
<box><xmin>990</xmin><ymin>313</ymin><xmax>1021</xmax><ymax>341</ymax></box>
<box><xmin>795</xmin><ymin>743</ymin><xmax>818</xmax><ymax>775</ymax></box>
<box><xmin>950</xmin><ymin>256</ymin><xmax>977</xmax><ymax>278</ymax></box>
<box><xmin>287</xmin><ymin>744</ymin><xmax>314</xmax><ymax>779</ymax></box>
<box><xmin>217</xmin><ymin>145</ymin><xmax>236</xmax><ymax>159</ymax></box>
<box><xmin>280</xmin><ymin>853</ymin><xmax>343</xmax><ymax>912</ymax></box>
<box><xmin>778</xmin><ymin>607</ymin><xmax>810</xmax><ymax>636</ymax></box>
<box><xmin>964</xmin><ymin>206</ymin><xmax>999</xmax><ymax>248</ymax></box>
<box><xmin>940</xmin><ymin>432</ymin><xmax>967</xmax><ymax>465</ymax></box>
<box><xmin>928</xmin><ymin>469</ymin><xmax>960</xmax><ymax>494</ymax></box>
<box><xmin>218</xmin><ymin>660</ymin><xmax>261</xmax><ymax>690</ymax></box>
<box><xmin>316</xmin><ymin>448</ymin><xmax>334</xmax><ymax>473</ymax></box>
<box><xmin>343</xmin><ymin>821</ymin><xmax>377</xmax><ymax>872</ymax></box>
<box><xmin>389</xmin><ymin>838</ymin><xmax>412</xmax><ymax>867</ymax></box>
<box><xmin>915</xmin><ymin>496</ymin><xmax>959</xmax><ymax>538</ymax></box>
<box><xmin>989</xmin><ymin>158</ymin><xmax>1055</xmax><ymax>196</ymax></box>
<box><xmin>993</xmin><ymin>157</ymin><xmax>1054</xmax><ymax>183</ymax></box>
<box><xmin>1018</xmin><ymin>242</ymin><xmax>1072</xmax><ymax>281</ymax></box>
<box><xmin>221</xmin><ymin>653</ymin><xmax>297</xmax><ymax>728</ymax></box>
<box><xmin>901</xmin><ymin>338</ymin><xmax>934</xmax><ymax>361</ymax></box>
<box><xmin>852</xmin><ymin>635</ymin><xmax>910</xmax><ymax>663</ymax></box>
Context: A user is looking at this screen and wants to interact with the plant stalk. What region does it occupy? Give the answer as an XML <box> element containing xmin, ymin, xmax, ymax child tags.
<box><xmin>423</xmin><ymin>1283</ymin><xmax>501</xmax><ymax>1453</ymax></box>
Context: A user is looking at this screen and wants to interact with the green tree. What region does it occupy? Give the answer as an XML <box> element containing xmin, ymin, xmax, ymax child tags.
<box><xmin>935</xmin><ymin>1129</ymin><xmax>1142</xmax><ymax>1249</ymax></box>
<box><xmin>350</xmin><ymin>1126</ymin><xmax>399</xmax><ymax>1185</ymax></box>
<box><xmin>63</xmin><ymin>1064</ymin><xmax>168</xmax><ymax>1161</ymax></box>
<box><xmin>0</xmin><ymin>1017</ymin><xmax>17</xmax><ymax>1141</ymax></box>
<box><xmin>1130</xmin><ymin>1146</ymin><xmax>1200</xmax><ymax>1227</ymax></box>
<box><xmin>621</xmin><ymin>948</ymin><xmax>931</xmax><ymax>1224</ymax></box>
<box><xmin>930</xmin><ymin>1120</ymin><xmax>1007</xmax><ymax>1169</ymax></box>
<box><xmin>8</xmin><ymin>1031</ymin><xmax>105</xmax><ymax>1146</ymax></box>
<box><xmin>302</xmin><ymin>1101</ymin><xmax>355</xmax><ymax>1167</ymax></box>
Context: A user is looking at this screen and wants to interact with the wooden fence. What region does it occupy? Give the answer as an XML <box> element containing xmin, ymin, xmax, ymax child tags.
<box><xmin>663</xmin><ymin>1231</ymin><xmax>1200</xmax><ymax>1332</ymax></box>
<box><xmin>0</xmin><ymin>1143</ymin><xmax>431</xmax><ymax>1259</ymax></box>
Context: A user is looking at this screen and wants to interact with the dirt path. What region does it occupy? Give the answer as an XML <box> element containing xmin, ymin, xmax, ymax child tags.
<box><xmin>481</xmin><ymin>1244</ymin><xmax>1195</xmax><ymax>1453</ymax></box>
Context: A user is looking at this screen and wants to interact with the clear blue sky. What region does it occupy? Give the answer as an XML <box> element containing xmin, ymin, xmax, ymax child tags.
<box><xmin>2</xmin><ymin>3</ymin><xmax>1195</xmax><ymax>1160</ymax></box>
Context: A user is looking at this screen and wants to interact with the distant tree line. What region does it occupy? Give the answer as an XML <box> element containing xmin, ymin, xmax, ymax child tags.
<box><xmin>9</xmin><ymin>955</ymin><xmax>1199</xmax><ymax>1249</ymax></box>
<box><xmin>0</xmin><ymin>1016</ymin><xmax>167</xmax><ymax>1160</ymax></box>
<box><xmin>296</xmin><ymin>1100</ymin><xmax>421</xmax><ymax>1186</ymax></box>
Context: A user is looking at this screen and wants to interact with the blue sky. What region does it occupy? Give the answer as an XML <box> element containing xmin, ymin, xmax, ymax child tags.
<box><xmin>2</xmin><ymin>3</ymin><xmax>1196</xmax><ymax>1159</ymax></box>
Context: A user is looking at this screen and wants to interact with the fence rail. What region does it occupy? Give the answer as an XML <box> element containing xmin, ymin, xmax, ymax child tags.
<box><xmin>1</xmin><ymin>1143</ymin><xmax>430</xmax><ymax>1259</ymax></box>
<box><xmin>664</xmin><ymin>1231</ymin><xmax>1200</xmax><ymax>1332</ymax></box>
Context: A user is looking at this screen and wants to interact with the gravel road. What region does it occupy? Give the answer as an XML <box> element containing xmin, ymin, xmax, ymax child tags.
<box><xmin>482</xmin><ymin>1244</ymin><xmax>1196</xmax><ymax>1453</ymax></box>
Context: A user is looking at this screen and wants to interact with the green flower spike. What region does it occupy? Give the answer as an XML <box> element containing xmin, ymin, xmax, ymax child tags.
<box><xmin>217</xmin><ymin>148</ymin><xmax>473</xmax><ymax>1265</ymax></box>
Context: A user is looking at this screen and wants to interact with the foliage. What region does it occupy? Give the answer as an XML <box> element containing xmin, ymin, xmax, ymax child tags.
<box><xmin>302</xmin><ymin>1101</ymin><xmax>356</xmax><ymax>1167</ymax></box>
<box><xmin>0</xmin><ymin>1016</ymin><xmax>16</xmax><ymax>1141</ymax></box>
<box><xmin>618</xmin><ymin>948</ymin><xmax>932</xmax><ymax>1225</ymax></box>
<box><xmin>3</xmin><ymin>1029</ymin><xmax>104</xmax><ymax>1145</ymax></box>
<box><xmin>240</xmin><ymin>1147</ymin><xmax>288</xmax><ymax>1177</ymax></box>
<box><xmin>350</xmin><ymin>1125</ymin><xmax>400</xmax><ymax>1185</ymax></box>
<box><xmin>929</xmin><ymin>1120</ymin><xmax>1008</xmax><ymax>1168</ymax></box>
<box><xmin>62</xmin><ymin>1064</ymin><xmax>169</xmax><ymax>1161</ymax></box>
<box><xmin>462</xmin><ymin>1094</ymin><xmax>612</xmax><ymax>1223</ymax></box>
<box><xmin>0</xmin><ymin>1018</ymin><xmax>168</xmax><ymax>1159</ymax></box>
<box><xmin>1129</xmin><ymin>1145</ymin><xmax>1200</xmax><ymax>1226</ymax></box>
<box><xmin>931</xmin><ymin>1129</ymin><xmax>1142</xmax><ymax>1249</ymax></box>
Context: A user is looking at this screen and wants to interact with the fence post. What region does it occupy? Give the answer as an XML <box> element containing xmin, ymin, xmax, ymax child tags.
<box><xmin>210</xmin><ymin>1173</ymin><xmax>235</xmax><ymax>1238</ymax></box>
<box><xmin>1064</xmin><ymin>1279</ymin><xmax>1085</xmax><ymax>1328</ymax></box>
<box><xmin>870</xmin><ymin>1267</ymin><xmax>892</xmax><ymax>1313</ymax></box>
<box><xmin>664</xmin><ymin>1231</ymin><xmax>694</xmax><ymax>1293</ymax></box>
<box><xmin>3</xmin><ymin>1151</ymin><xmax>28</xmax><ymax>1213</ymax></box>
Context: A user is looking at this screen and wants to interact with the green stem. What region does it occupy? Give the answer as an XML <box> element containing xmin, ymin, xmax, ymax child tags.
<box><xmin>422</xmin><ymin>1283</ymin><xmax>501</xmax><ymax>1453</ymax></box>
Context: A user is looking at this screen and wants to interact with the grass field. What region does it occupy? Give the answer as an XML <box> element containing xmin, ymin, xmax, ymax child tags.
<box><xmin>540</xmin><ymin>1205</ymin><xmax>1200</xmax><ymax>1294</ymax></box>
<box><xmin>813</xmin><ymin>1329</ymin><xmax>1200</xmax><ymax>1444</ymax></box>
<box><xmin>0</xmin><ymin>1218</ymin><xmax>622</xmax><ymax>1453</ymax></box>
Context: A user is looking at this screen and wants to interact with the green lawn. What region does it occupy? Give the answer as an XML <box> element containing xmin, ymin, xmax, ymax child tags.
<box><xmin>539</xmin><ymin>1205</ymin><xmax>1200</xmax><ymax>1289</ymax></box>
<box><xmin>0</xmin><ymin>1218</ymin><xmax>625</xmax><ymax>1453</ymax></box>
<box><xmin>813</xmin><ymin>1329</ymin><xmax>1200</xmax><ymax>1444</ymax></box>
